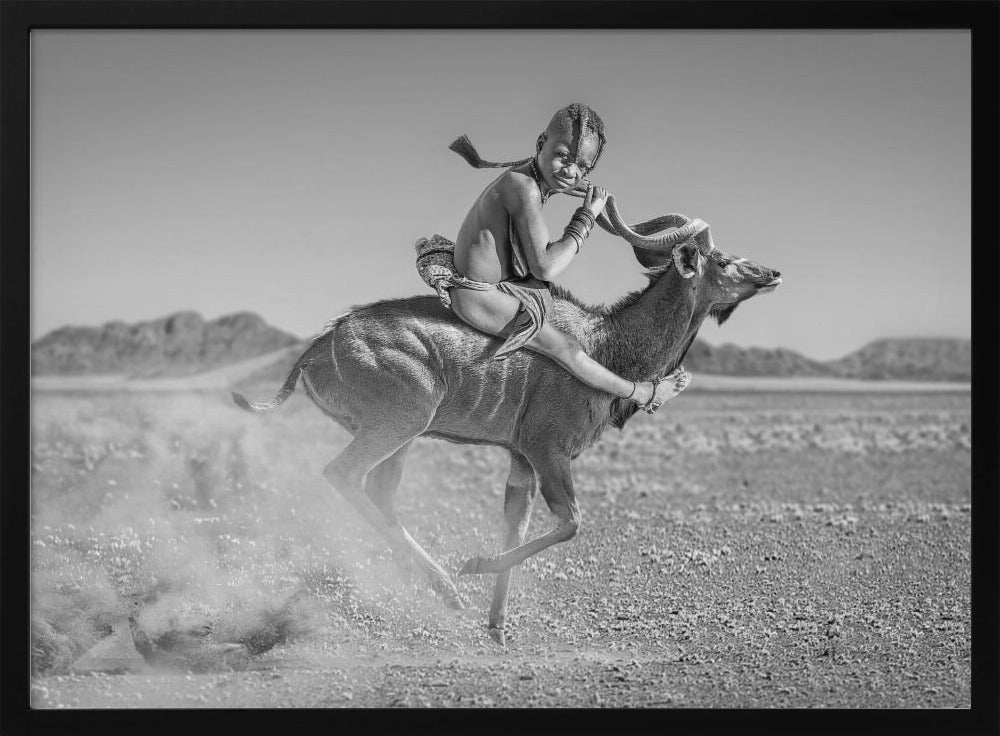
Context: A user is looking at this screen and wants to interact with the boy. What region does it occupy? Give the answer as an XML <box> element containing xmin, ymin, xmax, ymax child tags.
<box><xmin>435</xmin><ymin>103</ymin><xmax>690</xmax><ymax>412</ymax></box>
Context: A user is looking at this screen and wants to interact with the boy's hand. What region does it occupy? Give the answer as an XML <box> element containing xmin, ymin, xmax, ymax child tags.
<box><xmin>584</xmin><ymin>185</ymin><xmax>610</xmax><ymax>218</ymax></box>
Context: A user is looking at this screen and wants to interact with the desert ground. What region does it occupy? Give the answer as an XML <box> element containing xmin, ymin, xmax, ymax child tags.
<box><xmin>29</xmin><ymin>379</ymin><xmax>970</xmax><ymax>708</ymax></box>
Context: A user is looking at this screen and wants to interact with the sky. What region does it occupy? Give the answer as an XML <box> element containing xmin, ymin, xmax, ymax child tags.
<box><xmin>30</xmin><ymin>30</ymin><xmax>971</xmax><ymax>361</ymax></box>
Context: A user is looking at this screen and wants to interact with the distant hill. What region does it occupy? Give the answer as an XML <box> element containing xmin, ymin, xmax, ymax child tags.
<box><xmin>825</xmin><ymin>338</ymin><xmax>971</xmax><ymax>381</ymax></box>
<box><xmin>684</xmin><ymin>341</ymin><xmax>834</xmax><ymax>377</ymax></box>
<box><xmin>31</xmin><ymin>311</ymin><xmax>301</xmax><ymax>378</ymax></box>
<box><xmin>683</xmin><ymin>337</ymin><xmax>969</xmax><ymax>382</ymax></box>
<box><xmin>31</xmin><ymin>312</ymin><xmax>970</xmax><ymax>383</ymax></box>
<box><xmin>685</xmin><ymin>337</ymin><xmax>969</xmax><ymax>382</ymax></box>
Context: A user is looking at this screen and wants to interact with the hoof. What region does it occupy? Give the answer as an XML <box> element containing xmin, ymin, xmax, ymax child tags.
<box><xmin>458</xmin><ymin>556</ymin><xmax>485</xmax><ymax>576</ymax></box>
<box><xmin>443</xmin><ymin>591</ymin><xmax>466</xmax><ymax>611</ymax></box>
<box><xmin>488</xmin><ymin>626</ymin><xmax>507</xmax><ymax>647</ymax></box>
<box><xmin>430</xmin><ymin>577</ymin><xmax>465</xmax><ymax>610</ymax></box>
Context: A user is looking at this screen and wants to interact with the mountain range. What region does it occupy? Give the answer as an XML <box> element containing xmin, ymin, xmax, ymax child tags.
<box><xmin>30</xmin><ymin>311</ymin><xmax>971</xmax><ymax>382</ymax></box>
<box><xmin>30</xmin><ymin>312</ymin><xmax>301</xmax><ymax>379</ymax></box>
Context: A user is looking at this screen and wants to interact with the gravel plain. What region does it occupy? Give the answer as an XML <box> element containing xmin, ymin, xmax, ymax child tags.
<box><xmin>29</xmin><ymin>389</ymin><xmax>971</xmax><ymax>708</ymax></box>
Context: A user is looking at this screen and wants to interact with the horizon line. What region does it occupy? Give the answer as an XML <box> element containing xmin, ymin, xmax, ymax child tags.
<box><xmin>31</xmin><ymin>308</ymin><xmax>973</xmax><ymax>365</ymax></box>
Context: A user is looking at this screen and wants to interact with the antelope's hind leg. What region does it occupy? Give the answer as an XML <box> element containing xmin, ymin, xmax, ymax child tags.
<box><xmin>324</xmin><ymin>428</ymin><xmax>465</xmax><ymax>611</ymax></box>
<box><xmin>365</xmin><ymin>444</ymin><xmax>417</xmax><ymax>583</ymax></box>
<box><xmin>488</xmin><ymin>452</ymin><xmax>538</xmax><ymax>646</ymax></box>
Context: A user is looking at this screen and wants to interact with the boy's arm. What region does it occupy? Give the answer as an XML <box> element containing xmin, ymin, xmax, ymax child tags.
<box><xmin>504</xmin><ymin>176</ymin><xmax>582</xmax><ymax>282</ymax></box>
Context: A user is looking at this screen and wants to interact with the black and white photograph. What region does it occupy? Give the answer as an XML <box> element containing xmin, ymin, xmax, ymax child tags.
<box><xmin>7</xmin><ymin>2</ymin><xmax>997</xmax><ymax>719</ymax></box>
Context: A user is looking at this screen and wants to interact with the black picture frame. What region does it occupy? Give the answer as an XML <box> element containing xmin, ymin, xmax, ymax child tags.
<box><xmin>3</xmin><ymin>2</ymin><xmax>997</xmax><ymax>734</ymax></box>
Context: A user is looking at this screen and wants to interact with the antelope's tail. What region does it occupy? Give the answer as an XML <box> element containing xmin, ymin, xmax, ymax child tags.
<box><xmin>232</xmin><ymin>314</ymin><xmax>347</xmax><ymax>414</ymax></box>
<box><xmin>231</xmin><ymin>350</ymin><xmax>310</xmax><ymax>414</ymax></box>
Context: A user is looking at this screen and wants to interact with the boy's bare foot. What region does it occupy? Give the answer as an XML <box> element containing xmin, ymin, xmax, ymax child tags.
<box><xmin>632</xmin><ymin>367</ymin><xmax>692</xmax><ymax>413</ymax></box>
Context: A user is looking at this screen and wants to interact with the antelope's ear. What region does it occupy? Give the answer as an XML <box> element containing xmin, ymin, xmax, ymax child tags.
<box><xmin>632</xmin><ymin>244</ymin><xmax>671</xmax><ymax>269</ymax></box>
<box><xmin>672</xmin><ymin>241</ymin><xmax>705</xmax><ymax>279</ymax></box>
<box><xmin>691</xmin><ymin>224</ymin><xmax>715</xmax><ymax>252</ymax></box>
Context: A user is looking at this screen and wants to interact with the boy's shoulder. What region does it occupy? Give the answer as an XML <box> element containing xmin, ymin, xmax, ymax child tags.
<box><xmin>496</xmin><ymin>168</ymin><xmax>542</xmax><ymax>210</ymax></box>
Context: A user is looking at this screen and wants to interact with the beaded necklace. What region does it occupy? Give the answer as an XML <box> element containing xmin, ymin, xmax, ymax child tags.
<box><xmin>529</xmin><ymin>157</ymin><xmax>552</xmax><ymax>206</ymax></box>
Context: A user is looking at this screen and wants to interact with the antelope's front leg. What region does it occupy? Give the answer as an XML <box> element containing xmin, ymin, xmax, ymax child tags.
<box><xmin>459</xmin><ymin>454</ymin><xmax>578</xmax><ymax>577</ymax></box>
<box><xmin>488</xmin><ymin>453</ymin><xmax>537</xmax><ymax>646</ymax></box>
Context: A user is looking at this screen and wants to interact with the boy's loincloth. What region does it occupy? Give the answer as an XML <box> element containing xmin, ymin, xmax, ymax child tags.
<box><xmin>415</xmin><ymin>234</ymin><xmax>553</xmax><ymax>361</ymax></box>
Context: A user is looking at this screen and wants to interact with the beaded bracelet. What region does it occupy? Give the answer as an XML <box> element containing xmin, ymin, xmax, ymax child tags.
<box><xmin>574</xmin><ymin>206</ymin><xmax>597</xmax><ymax>227</ymax></box>
<box><xmin>563</xmin><ymin>207</ymin><xmax>597</xmax><ymax>253</ymax></box>
<box><xmin>564</xmin><ymin>230</ymin><xmax>585</xmax><ymax>253</ymax></box>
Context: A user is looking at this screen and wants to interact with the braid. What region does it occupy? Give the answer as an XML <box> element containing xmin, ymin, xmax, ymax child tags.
<box><xmin>576</xmin><ymin>105</ymin><xmax>589</xmax><ymax>162</ymax></box>
<box><xmin>580</xmin><ymin>104</ymin><xmax>607</xmax><ymax>170</ymax></box>
<box><xmin>554</xmin><ymin>103</ymin><xmax>607</xmax><ymax>171</ymax></box>
<box><xmin>452</xmin><ymin>103</ymin><xmax>608</xmax><ymax>176</ymax></box>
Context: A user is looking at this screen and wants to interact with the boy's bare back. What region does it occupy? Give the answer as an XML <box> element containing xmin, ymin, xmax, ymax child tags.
<box><xmin>453</xmin><ymin>169</ymin><xmax>538</xmax><ymax>285</ymax></box>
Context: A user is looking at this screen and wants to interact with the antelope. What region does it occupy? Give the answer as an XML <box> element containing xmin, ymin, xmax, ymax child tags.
<box><xmin>232</xmin><ymin>217</ymin><xmax>781</xmax><ymax>645</ymax></box>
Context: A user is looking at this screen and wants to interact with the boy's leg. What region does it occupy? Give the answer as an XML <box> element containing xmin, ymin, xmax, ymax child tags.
<box><xmin>449</xmin><ymin>287</ymin><xmax>688</xmax><ymax>404</ymax></box>
<box><xmin>525</xmin><ymin>321</ymin><xmax>636</xmax><ymax>398</ymax></box>
<box><xmin>449</xmin><ymin>286</ymin><xmax>527</xmax><ymax>349</ymax></box>
<box><xmin>526</xmin><ymin>320</ymin><xmax>692</xmax><ymax>405</ymax></box>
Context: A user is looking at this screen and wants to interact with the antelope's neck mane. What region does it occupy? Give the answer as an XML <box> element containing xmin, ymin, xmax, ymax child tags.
<box><xmin>547</xmin><ymin>261</ymin><xmax>676</xmax><ymax>321</ymax></box>
<box><xmin>550</xmin><ymin>261</ymin><xmax>699</xmax><ymax>381</ymax></box>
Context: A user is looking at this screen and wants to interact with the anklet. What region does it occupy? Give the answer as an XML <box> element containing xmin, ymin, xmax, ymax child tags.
<box><xmin>625</xmin><ymin>381</ymin><xmax>636</xmax><ymax>399</ymax></box>
<box><xmin>640</xmin><ymin>375</ymin><xmax>668</xmax><ymax>414</ymax></box>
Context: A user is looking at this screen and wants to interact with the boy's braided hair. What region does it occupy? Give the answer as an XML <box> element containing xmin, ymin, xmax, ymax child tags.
<box><xmin>449</xmin><ymin>102</ymin><xmax>607</xmax><ymax>173</ymax></box>
<box><xmin>549</xmin><ymin>103</ymin><xmax>607</xmax><ymax>171</ymax></box>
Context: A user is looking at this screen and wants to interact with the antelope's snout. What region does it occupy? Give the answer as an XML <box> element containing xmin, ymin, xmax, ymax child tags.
<box><xmin>757</xmin><ymin>268</ymin><xmax>782</xmax><ymax>293</ymax></box>
<box><xmin>733</xmin><ymin>259</ymin><xmax>782</xmax><ymax>293</ymax></box>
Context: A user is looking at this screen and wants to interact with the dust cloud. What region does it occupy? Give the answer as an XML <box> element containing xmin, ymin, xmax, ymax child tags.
<box><xmin>30</xmin><ymin>387</ymin><xmax>454</xmax><ymax>675</ymax></box>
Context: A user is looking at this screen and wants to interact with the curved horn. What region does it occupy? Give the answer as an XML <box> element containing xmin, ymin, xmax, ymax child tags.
<box><xmin>602</xmin><ymin>197</ymin><xmax>702</xmax><ymax>250</ymax></box>
<box><xmin>565</xmin><ymin>187</ymin><xmax>704</xmax><ymax>250</ymax></box>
